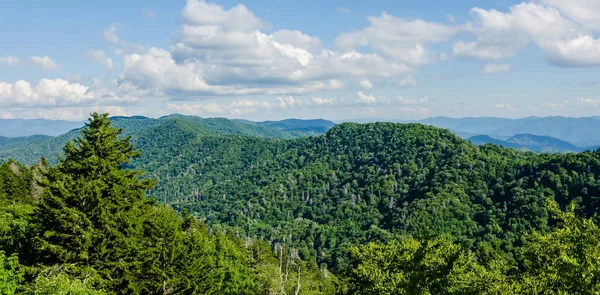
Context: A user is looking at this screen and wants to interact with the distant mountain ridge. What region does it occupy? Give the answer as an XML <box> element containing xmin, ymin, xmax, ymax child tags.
<box><xmin>0</xmin><ymin>115</ymin><xmax>336</xmax><ymax>165</ymax></box>
<box><xmin>0</xmin><ymin>119</ymin><xmax>84</xmax><ymax>137</ymax></box>
<box><xmin>418</xmin><ymin>116</ymin><xmax>600</xmax><ymax>147</ymax></box>
<box><xmin>468</xmin><ymin>133</ymin><xmax>595</xmax><ymax>153</ymax></box>
<box><xmin>2</xmin><ymin>115</ymin><xmax>599</xmax><ymax>154</ymax></box>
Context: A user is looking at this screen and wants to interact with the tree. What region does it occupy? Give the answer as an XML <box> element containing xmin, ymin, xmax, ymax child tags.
<box><xmin>0</xmin><ymin>251</ymin><xmax>22</xmax><ymax>295</ymax></box>
<box><xmin>518</xmin><ymin>201</ymin><xmax>600</xmax><ymax>294</ymax></box>
<box><xmin>339</xmin><ymin>237</ymin><xmax>512</xmax><ymax>294</ymax></box>
<box><xmin>34</xmin><ymin>113</ymin><xmax>155</xmax><ymax>292</ymax></box>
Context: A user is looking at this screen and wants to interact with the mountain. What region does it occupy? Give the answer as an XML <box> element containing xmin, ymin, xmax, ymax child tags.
<box><xmin>418</xmin><ymin>116</ymin><xmax>600</xmax><ymax>147</ymax></box>
<box><xmin>6</xmin><ymin>115</ymin><xmax>600</xmax><ymax>293</ymax></box>
<box><xmin>131</xmin><ymin>121</ymin><xmax>600</xmax><ymax>269</ymax></box>
<box><xmin>467</xmin><ymin>134</ymin><xmax>525</xmax><ymax>150</ymax></box>
<box><xmin>0</xmin><ymin>119</ymin><xmax>84</xmax><ymax>137</ymax></box>
<box><xmin>0</xmin><ymin>115</ymin><xmax>328</xmax><ymax>165</ymax></box>
<box><xmin>254</xmin><ymin>118</ymin><xmax>336</xmax><ymax>135</ymax></box>
<box><xmin>468</xmin><ymin>133</ymin><xmax>593</xmax><ymax>153</ymax></box>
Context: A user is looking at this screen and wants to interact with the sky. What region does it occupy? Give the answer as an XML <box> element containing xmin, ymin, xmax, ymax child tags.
<box><xmin>1</xmin><ymin>0</ymin><xmax>600</xmax><ymax>121</ymax></box>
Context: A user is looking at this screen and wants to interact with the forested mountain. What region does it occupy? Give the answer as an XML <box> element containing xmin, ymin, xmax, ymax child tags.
<box><xmin>468</xmin><ymin>133</ymin><xmax>590</xmax><ymax>153</ymax></box>
<box><xmin>3</xmin><ymin>113</ymin><xmax>600</xmax><ymax>293</ymax></box>
<box><xmin>0</xmin><ymin>115</ymin><xmax>321</xmax><ymax>165</ymax></box>
<box><xmin>243</xmin><ymin>119</ymin><xmax>336</xmax><ymax>135</ymax></box>
<box><xmin>418</xmin><ymin>116</ymin><xmax>600</xmax><ymax>147</ymax></box>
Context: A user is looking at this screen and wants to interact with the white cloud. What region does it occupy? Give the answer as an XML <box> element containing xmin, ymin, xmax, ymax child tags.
<box><xmin>118</xmin><ymin>1</ymin><xmax>417</xmax><ymax>98</ymax></box>
<box><xmin>87</xmin><ymin>50</ymin><xmax>114</xmax><ymax>70</ymax></box>
<box><xmin>0</xmin><ymin>78</ymin><xmax>138</xmax><ymax>107</ymax></box>
<box><xmin>336</xmin><ymin>12</ymin><xmax>460</xmax><ymax>66</ymax></box>
<box><xmin>538</xmin><ymin>0</ymin><xmax>600</xmax><ymax>31</ymax></box>
<box><xmin>0</xmin><ymin>56</ymin><xmax>19</xmax><ymax>66</ymax></box>
<box><xmin>0</xmin><ymin>106</ymin><xmax>131</xmax><ymax>120</ymax></box>
<box><xmin>337</xmin><ymin>8</ymin><xmax>351</xmax><ymax>14</ymax></box>
<box><xmin>481</xmin><ymin>63</ymin><xmax>512</xmax><ymax>74</ymax></box>
<box><xmin>30</xmin><ymin>56</ymin><xmax>62</xmax><ymax>70</ymax></box>
<box><xmin>494</xmin><ymin>104</ymin><xmax>517</xmax><ymax>112</ymax></box>
<box><xmin>167</xmin><ymin>95</ymin><xmax>341</xmax><ymax>116</ymax></box>
<box><xmin>542</xmin><ymin>101</ymin><xmax>570</xmax><ymax>110</ymax></box>
<box><xmin>357</xmin><ymin>91</ymin><xmax>378</xmax><ymax>104</ymax></box>
<box><xmin>454</xmin><ymin>2</ymin><xmax>600</xmax><ymax>67</ymax></box>
<box><xmin>104</xmin><ymin>22</ymin><xmax>120</xmax><ymax>44</ymax></box>
<box><xmin>395</xmin><ymin>96</ymin><xmax>428</xmax><ymax>105</ymax></box>
<box><xmin>543</xmin><ymin>36</ymin><xmax>600</xmax><ymax>67</ymax></box>
<box><xmin>181</xmin><ymin>0</ymin><xmax>267</xmax><ymax>31</ymax></box>
<box><xmin>359</xmin><ymin>80</ymin><xmax>374</xmax><ymax>89</ymax></box>
<box><xmin>270</xmin><ymin>30</ymin><xmax>322</xmax><ymax>52</ymax></box>
<box><xmin>397</xmin><ymin>75</ymin><xmax>418</xmax><ymax>88</ymax></box>
<box><xmin>356</xmin><ymin>91</ymin><xmax>428</xmax><ymax>106</ymax></box>
<box><xmin>575</xmin><ymin>97</ymin><xmax>600</xmax><ymax>107</ymax></box>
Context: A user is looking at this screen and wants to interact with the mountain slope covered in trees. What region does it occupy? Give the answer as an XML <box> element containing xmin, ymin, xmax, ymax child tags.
<box><xmin>3</xmin><ymin>114</ymin><xmax>600</xmax><ymax>293</ymax></box>
<box><xmin>0</xmin><ymin>115</ymin><xmax>324</xmax><ymax>165</ymax></box>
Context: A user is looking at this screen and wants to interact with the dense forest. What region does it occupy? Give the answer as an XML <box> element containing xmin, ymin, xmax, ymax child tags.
<box><xmin>2</xmin><ymin>113</ymin><xmax>600</xmax><ymax>293</ymax></box>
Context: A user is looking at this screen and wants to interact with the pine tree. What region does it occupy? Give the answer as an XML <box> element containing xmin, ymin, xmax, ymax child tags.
<box><xmin>34</xmin><ymin>113</ymin><xmax>155</xmax><ymax>292</ymax></box>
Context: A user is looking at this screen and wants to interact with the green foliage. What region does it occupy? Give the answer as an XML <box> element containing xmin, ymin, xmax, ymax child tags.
<box><xmin>3</xmin><ymin>113</ymin><xmax>600</xmax><ymax>293</ymax></box>
<box><xmin>0</xmin><ymin>251</ymin><xmax>23</xmax><ymax>295</ymax></box>
<box><xmin>518</xmin><ymin>201</ymin><xmax>600</xmax><ymax>294</ymax></box>
<box><xmin>339</xmin><ymin>237</ymin><xmax>512</xmax><ymax>295</ymax></box>
<box><xmin>0</xmin><ymin>113</ymin><xmax>333</xmax><ymax>294</ymax></box>
<box><xmin>27</xmin><ymin>266</ymin><xmax>105</xmax><ymax>295</ymax></box>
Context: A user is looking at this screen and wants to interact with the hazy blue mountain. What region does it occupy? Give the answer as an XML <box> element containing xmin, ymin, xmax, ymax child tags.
<box><xmin>419</xmin><ymin>116</ymin><xmax>600</xmax><ymax>147</ymax></box>
<box><xmin>236</xmin><ymin>118</ymin><xmax>336</xmax><ymax>135</ymax></box>
<box><xmin>468</xmin><ymin>133</ymin><xmax>595</xmax><ymax>153</ymax></box>
<box><xmin>468</xmin><ymin>135</ymin><xmax>525</xmax><ymax>150</ymax></box>
<box><xmin>0</xmin><ymin>119</ymin><xmax>84</xmax><ymax>137</ymax></box>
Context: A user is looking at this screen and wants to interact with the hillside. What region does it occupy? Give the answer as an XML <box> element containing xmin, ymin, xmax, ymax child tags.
<box><xmin>0</xmin><ymin>115</ymin><xmax>318</xmax><ymax>165</ymax></box>
<box><xmin>3</xmin><ymin>116</ymin><xmax>600</xmax><ymax>269</ymax></box>
<box><xmin>254</xmin><ymin>118</ymin><xmax>336</xmax><ymax>135</ymax></box>
<box><xmin>113</xmin><ymin>121</ymin><xmax>600</xmax><ymax>268</ymax></box>
<box><xmin>3</xmin><ymin>115</ymin><xmax>600</xmax><ymax>293</ymax></box>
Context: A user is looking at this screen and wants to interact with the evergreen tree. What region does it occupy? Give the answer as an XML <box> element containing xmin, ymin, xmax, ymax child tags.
<box><xmin>34</xmin><ymin>113</ymin><xmax>154</xmax><ymax>292</ymax></box>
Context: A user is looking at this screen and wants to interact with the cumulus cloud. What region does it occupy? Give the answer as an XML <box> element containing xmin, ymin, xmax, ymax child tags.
<box><xmin>117</xmin><ymin>0</ymin><xmax>417</xmax><ymax>98</ymax></box>
<box><xmin>0</xmin><ymin>56</ymin><xmax>19</xmax><ymax>66</ymax></box>
<box><xmin>455</xmin><ymin>2</ymin><xmax>600</xmax><ymax>67</ymax></box>
<box><xmin>356</xmin><ymin>91</ymin><xmax>428</xmax><ymax>106</ymax></box>
<box><xmin>357</xmin><ymin>92</ymin><xmax>378</xmax><ymax>104</ymax></box>
<box><xmin>574</xmin><ymin>97</ymin><xmax>600</xmax><ymax>107</ymax></box>
<box><xmin>0</xmin><ymin>106</ymin><xmax>131</xmax><ymax>120</ymax></box>
<box><xmin>87</xmin><ymin>50</ymin><xmax>114</xmax><ymax>70</ymax></box>
<box><xmin>0</xmin><ymin>78</ymin><xmax>138</xmax><ymax>107</ymax></box>
<box><xmin>30</xmin><ymin>56</ymin><xmax>62</xmax><ymax>70</ymax></box>
<box><xmin>358</xmin><ymin>80</ymin><xmax>374</xmax><ymax>89</ymax></box>
<box><xmin>494</xmin><ymin>104</ymin><xmax>517</xmax><ymax>112</ymax></box>
<box><xmin>181</xmin><ymin>0</ymin><xmax>267</xmax><ymax>31</ymax></box>
<box><xmin>538</xmin><ymin>0</ymin><xmax>600</xmax><ymax>30</ymax></box>
<box><xmin>104</xmin><ymin>22</ymin><xmax>120</xmax><ymax>44</ymax></box>
<box><xmin>167</xmin><ymin>95</ymin><xmax>341</xmax><ymax>116</ymax></box>
<box><xmin>336</xmin><ymin>12</ymin><xmax>460</xmax><ymax>66</ymax></box>
<box><xmin>481</xmin><ymin>63</ymin><xmax>512</xmax><ymax>74</ymax></box>
<box><xmin>397</xmin><ymin>75</ymin><xmax>418</xmax><ymax>88</ymax></box>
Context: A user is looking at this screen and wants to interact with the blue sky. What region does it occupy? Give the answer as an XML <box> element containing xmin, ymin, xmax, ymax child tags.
<box><xmin>1</xmin><ymin>0</ymin><xmax>600</xmax><ymax>121</ymax></box>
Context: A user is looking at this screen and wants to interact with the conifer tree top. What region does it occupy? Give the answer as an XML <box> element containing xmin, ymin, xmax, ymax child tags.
<box><xmin>60</xmin><ymin>112</ymin><xmax>139</xmax><ymax>178</ymax></box>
